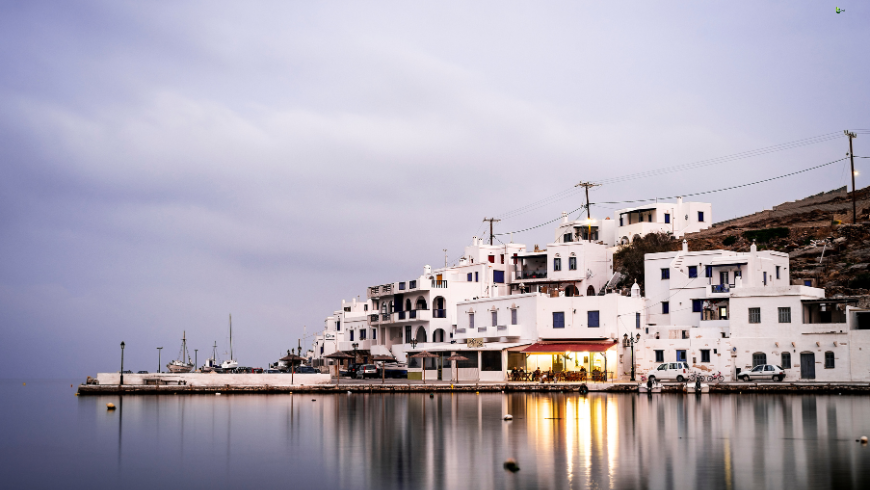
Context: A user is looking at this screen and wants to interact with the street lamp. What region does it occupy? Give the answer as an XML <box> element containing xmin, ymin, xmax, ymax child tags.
<box><xmin>194</xmin><ymin>349</ymin><xmax>198</xmax><ymax>372</ymax></box>
<box><xmin>157</xmin><ymin>347</ymin><xmax>163</xmax><ymax>373</ymax></box>
<box><xmin>623</xmin><ymin>333</ymin><xmax>641</xmax><ymax>381</ymax></box>
<box><xmin>351</xmin><ymin>342</ymin><xmax>359</xmax><ymax>364</ymax></box>
<box><xmin>120</xmin><ymin>341</ymin><xmax>125</xmax><ymax>385</ymax></box>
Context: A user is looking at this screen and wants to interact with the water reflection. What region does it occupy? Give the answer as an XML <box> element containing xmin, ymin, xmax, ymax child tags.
<box><xmin>2</xmin><ymin>381</ymin><xmax>870</xmax><ymax>490</ymax></box>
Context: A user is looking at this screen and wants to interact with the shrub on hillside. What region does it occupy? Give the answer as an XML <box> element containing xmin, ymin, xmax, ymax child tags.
<box><xmin>743</xmin><ymin>227</ymin><xmax>790</xmax><ymax>243</ymax></box>
<box><xmin>723</xmin><ymin>235</ymin><xmax>737</xmax><ymax>246</ymax></box>
<box><xmin>613</xmin><ymin>232</ymin><xmax>679</xmax><ymax>293</ymax></box>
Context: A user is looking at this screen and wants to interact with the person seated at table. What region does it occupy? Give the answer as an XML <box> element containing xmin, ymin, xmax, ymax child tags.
<box><xmin>546</xmin><ymin>368</ymin><xmax>554</xmax><ymax>383</ymax></box>
<box><xmin>533</xmin><ymin>368</ymin><xmax>541</xmax><ymax>380</ymax></box>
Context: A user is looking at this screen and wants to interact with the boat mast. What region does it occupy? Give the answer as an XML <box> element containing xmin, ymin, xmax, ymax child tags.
<box><xmin>212</xmin><ymin>341</ymin><xmax>217</xmax><ymax>362</ymax></box>
<box><xmin>229</xmin><ymin>313</ymin><xmax>233</xmax><ymax>360</ymax></box>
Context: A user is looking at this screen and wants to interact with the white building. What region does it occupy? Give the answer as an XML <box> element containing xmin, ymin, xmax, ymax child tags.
<box><xmin>615</xmin><ymin>197</ymin><xmax>712</xmax><ymax>244</ymax></box>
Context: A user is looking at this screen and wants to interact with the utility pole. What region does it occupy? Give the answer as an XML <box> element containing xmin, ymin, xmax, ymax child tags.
<box><xmin>482</xmin><ymin>218</ymin><xmax>501</xmax><ymax>245</ymax></box>
<box><xmin>443</xmin><ymin>249</ymin><xmax>448</xmax><ymax>267</ymax></box>
<box><xmin>846</xmin><ymin>130</ymin><xmax>858</xmax><ymax>223</ymax></box>
<box><xmin>575</xmin><ymin>181</ymin><xmax>600</xmax><ymax>241</ymax></box>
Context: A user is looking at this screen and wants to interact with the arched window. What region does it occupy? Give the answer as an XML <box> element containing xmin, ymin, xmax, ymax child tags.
<box><xmin>825</xmin><ymin>351</ymin><xmax>835</xmax><ymax>369</ymax></box>
<box><xmin>564</xmin><ymin>285</ymin><xmax>579</xmax><ymax>297</ymax></box>
<box><xmin>404</xmin><ymin>299</ymin><xmax>412</xmax><ymax>311</ymax></box>
<box><xmin>781</xmin><ymin>352</ymin><xmax>791</xmax><ymax>370</ymax></box>
<box><xmin>432</xmin><ymin>329</ymin><xmax>446</xmax><ymax>343</ymax></box>
<box><xmin>752</xmin><ymin>352</ymin><xmax>767</xmax><ymax>367</ymax></box>
<box><xmin>415</xmin><ymin>296</ymin><xmax>427</xmax><ymax>310</ymax></box>
<box><xmin>586</xmin><ymin>285</ymin><xmax>595</xmax><ymax>296</ymax></box>
<box><xmin>415</xmin><ymin>327</ymin><xmax>427</xmax><ymax>344</ymax></box>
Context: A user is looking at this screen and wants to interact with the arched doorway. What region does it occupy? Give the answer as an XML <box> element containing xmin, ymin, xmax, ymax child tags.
<box><xmin>564</xmin><ymin>285</ymin><xmax>579</xmax><ymax>297</ymax></box>
<box><xmin>415</xmin><ymin>327</ymin><xmax>427</xmax><ymax>344</ymax></box>
<box><xmin>415</xmin><ymin>296</ymin><xmax>428</xmax><ymax>310</ymax></box>
<box><xmin>432</xmin><ymin>328</ymin><xmax>446</xmax><ymax>343</ymax></box>
<box><xmin>586</xmin><ymin>285</ymin><xmax>595</xmax><ymax>296</ymax></box>
<box><xmin>433</xmin><ymin>296</ymin><xmax>446</xmax><ymax>318</ymax></box>
<box><xmin>404</xmin><ymin>299</ymin><xmax>412</xmax><ymax>311</ymax></box>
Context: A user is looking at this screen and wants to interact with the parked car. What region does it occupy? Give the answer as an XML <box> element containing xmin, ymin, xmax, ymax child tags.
<box><xmin>120</xmin><ymin>370</ymin><xmax>132</xmax><ymax>374</ymax></box>
<box><xmin>137</xmin><ymin>371</ymin><xmax>148</xmax><ymax>374</ymax></box>
<box><xmin>252</xmin><ymin>367</ymin><xmax>264</xmax><ymax>374</ymax></box>
<box><xmin>356</xmin><ymin>364</ymin><xmax>378</xmax><ymax>379</ymax></box>
<box><xmin>343</xmin><ymin>364</ymin><xmax>363</xmax><ymax>378</ymax></box>
<box><xmin>265</xmin><ymin>369</ymin><xmax>281</xmax><ymax>373</ymax></box>
<box><xmin>738</xmin><ymin>364</ymin><xmax>785</xmax><ymax>382</ymax></box>
<box><xmin>646</xmin><ymin>362</ymin><xmax>693</xmax><ymax>383</ymax></box>
<box><xmin>233</xmin><ymin>367</ymin><xmax>253</xmax><ymax>374</ymax></box>
<box><xmin>293</xmin><ymin>366</ymin><xmax>319</xmax><ymax>374</ymax></box>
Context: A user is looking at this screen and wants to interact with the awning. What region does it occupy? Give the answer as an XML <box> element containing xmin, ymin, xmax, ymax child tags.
<box><xmin>709</xmin><ymin>257</ymin><xmax>748</xmax><ymax>267</ymax></box>
<box><xmin>522</xmin><ymin>341</ymin><xmax>618</xmax><ymax>354</ymax></box>
<box><xmin>619</xmin><ymin>207</ymin><xmax>656</xmax><ymax>215</ymax></box>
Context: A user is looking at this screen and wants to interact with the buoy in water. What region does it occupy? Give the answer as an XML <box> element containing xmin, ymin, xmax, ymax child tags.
<box><xmin>503</xmin><ymin>414</ymin><xmax>513</xmax><ymax>421</ymax></box>
<box><xmin>429</xmin><ymin>394</ymin><xmax>434</xmax><ymax>398</ymax></box>
<box><xmin>106</xmin><ymin>403</ymin><xmax>116</xmax><ymax>410</ymax></box>
<box><xmin>476</xmin><ymin>391</ymin><xmax>479</xmax><ymax>394</ymax></box>
<box><xmin>347</xmin><ymin>391</ymin><xmax>351</xmax><ymax>394</ymax></box>
<box><xmin>503</xmin><ymin>458</ymin><xmax>520</xmax><ymax>472</ymax></box>
<box><xmin>215</xmin><ymin>393</ymin><xmax>221</xmax><ymax>396</ymax></box>
<box><xmin>860</xmin><ymin>436</ymin><xmax>868</xmax><ymax>444</ymax></box>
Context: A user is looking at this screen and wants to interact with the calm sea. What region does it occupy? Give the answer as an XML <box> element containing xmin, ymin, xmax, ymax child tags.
<box><xmin>2</xmin><ymin>379</ymin><xmax>869</xmax><ymax>489</ymax></box>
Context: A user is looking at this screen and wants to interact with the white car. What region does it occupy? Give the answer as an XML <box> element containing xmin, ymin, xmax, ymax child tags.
<box><xmin>646</xmin><ymin>362</ymin><xmax>693</xmax><ymax>383</ymax></box>
<box><xmin>738</xmin><ymin>364</ymin><xmax>785</xmax><ymax>382</ymax></box>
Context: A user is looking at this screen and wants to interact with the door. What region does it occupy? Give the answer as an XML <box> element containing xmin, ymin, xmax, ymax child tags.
<box><xmin>720</xmin><ymin>271</ymin><xmax>729</xmax><ymax>287</ymax></box>
<box><xmin>800</xmin><ymin>352</ymin><xmax>815</xmax><ymax>379</ymax></box>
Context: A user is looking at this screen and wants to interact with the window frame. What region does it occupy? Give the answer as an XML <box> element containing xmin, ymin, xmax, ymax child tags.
<box><xmin>491</xmin><ymin>310</ymin><xmax>497</xmax><ymax>327</ymax></box>
<box><xmin>654</xmin><ymin>350</ymin><xmax>664</xmax><ymax>363</ymax></box>
<box><xmin>469</xmin><ymin>313</ymin><xmax>474</xmax><ymax>329</ymax></box>
<box><xmin>824</xmin><ymin>351</ymin><xmax>835</xmax><ymax>369</ymax></box>
<box><xmin>781</xmin><ymin>352</ymin><xmax>791</xmax><ymax>369</ymax></box>
<box><xmin>698</xmin><ymin>211</ymin><xmax>705</xmax><ymax>222</ymax></box>
<box><xmin>748</xmin><ymin>307</ymin><xmax>761</xmax><ymax>324</ymax></box>
<box><xmin>553</xmin><ymin>311</ymin><xmax>565</xmax><ymax>329</ymax></box>
<box><xmin>688</xmin><ymin>266</ymin><xmax>697</xmax><ymax>278</ymax></box>
<box><xmin>661</xmin><ymin>268</ymin><xmax>670</xmax><ymax>280</ymax></box>
<box><xmin>568</xmin><ymin>256</ymin><xmax>577</xmax><ymax>270</ymax></box>
<box><xmin>553</xmin><ymin>257</ymin><xmax>561</xmax><ymax>271</ymax></box>
<box><xmin>662</xmin><ymin>302</ymin><xmax>670</xmax><ymax>314</ymax></box>
<box><xmin>588</xmin><ymin>310</ymin><xmax>600</xmax><ymax>328</ymax></box>
<box><xmin>700</xmin><ymin>349</ymin><xmax>711</xmax><ymax>363</ymax></box>
<box><xmin>778</xmin><ymin>307</ymin><xmax>791</xmax><ymax>323</ymax></box>
<box><xmin>511</xmin><ymin>308</ymin><xmax>518</xmax><ymax>325</ymax></box>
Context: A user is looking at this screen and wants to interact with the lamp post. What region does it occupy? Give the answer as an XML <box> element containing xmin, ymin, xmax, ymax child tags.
<box><xmin>623</xmin><ymin>333</ymin><xmax>641</xmax><ymax>381</ymax></box>
<box><xmin>157</xmin><ymin>347</ymin><xmax>163</xmax><ymax>373</ymax></box>
<box><xmin>194</xmin><ymin>349</ymin><xmax>198</xmax><ymax>372</ymax></box>
<box><xmin>120</xmin><ymin>341</ymin><xmax>126</xmax><ymax>385</ymax></box>
<box><xmin>352</xmin><ymin>342</ymin><xmax>359</xmax><ymax>365</ymax></box>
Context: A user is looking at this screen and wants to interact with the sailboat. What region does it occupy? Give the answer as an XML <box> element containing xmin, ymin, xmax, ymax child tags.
<box><xmin>166</xmin><ymin>331</ymin><xmax>195</xmax><ymax>373</ymax></box>
<box><xmin>202</xmin><ymin>341</ymin><xmax>221</xmax><ymax>373</ymax></box>
<box><xmin>220</xmin><ymin>313</ymin><xmax>239</xmax><ymax>370</ymax></box>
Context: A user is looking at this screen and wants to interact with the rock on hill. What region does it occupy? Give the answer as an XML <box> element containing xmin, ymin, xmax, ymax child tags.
<box><xmin>683</xmin><ymin>185</ymin><xmax>870</xmax><ymax>299</ymax></box>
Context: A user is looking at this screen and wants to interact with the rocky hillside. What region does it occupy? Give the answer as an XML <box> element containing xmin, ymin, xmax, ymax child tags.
<box><xmin>683</xmin><ymin>185</ymin><xmax>870</xmax><ymax>299</ymax></box>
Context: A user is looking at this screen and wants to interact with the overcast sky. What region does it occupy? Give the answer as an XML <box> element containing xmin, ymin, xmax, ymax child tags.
<box><xmin>1</xmin><ymin>1</ymin><xmax>867</xmax><ymax>378</ymax></box>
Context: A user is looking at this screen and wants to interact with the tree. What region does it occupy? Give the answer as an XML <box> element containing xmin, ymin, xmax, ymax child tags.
<box><xmin>613</xmin><ymin>232</ymin><xmax>679</xmax><ymax>294</ymax></box>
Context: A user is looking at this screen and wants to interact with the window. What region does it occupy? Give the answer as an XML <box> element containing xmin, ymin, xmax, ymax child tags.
<box><xmin>588</xmin><ymin>310</ymin><xmax>600</xmax><ymax>328</ymax></box>
<box><xmin>781</xmin><ymin>352</ymin><xmax>791</xmax><ymax>369</ymax></box>
<box><xmin>701</xmin><ymin>350</ymin><xmax>711</xmax><ymax>363</ymax></box>
<box><xmin>554</xmin><ymin>258</ymin><xmax>562</xmax><ymax>271</ymax></box>
<box><xmin>655</xmin><ymin>350</ymin><xmax>664</xmax><ymax>362</ymax></box>
<box><xmin>636</xmin><ymin>312</ymin><xmax>641</xmax><ymax>329</ymax></box>
<box><xmin>500</xmin><ymin>254</ymin><xmax>505</xmax><ymax>264</ymax></box>
<box><xmin>676</xmin><ymin>350</ymin><xmax>687</xmax><ymax>362</ymax></box>
<box><xmin>467</xmin><ymin>273</ymin><xmax>473</xmax><ymax>282</ymax></box>
<box><xmin>320</xmin><ymin>345</ymin><xmax>324</xmax><ymax>355</ymax></box>
<box><xmin>752</xmin><ymin>352</ymin><xmax>766</xmax><ymax>367</ymax></box>
<box><xmin>825</xmin><ymin>351</ymin><xmax>835</xmax><ymax>369</ymax></box>
<box><xmin>399</xmin><ymin>282</ymin><xmax>406</xmax><ymax>290</ymax></box>
<box><xmin>569</xmin><ymin>256</ymin><xmax>577</xmax><ymax>270</ymax></box>
<box><xmin>475</xmin><ymin>272</ymin><xmax>479</xmax><ymax>282</ymax></box>
<box><xmin>763</xmin><ymin>271</ymin><xmax>767</xmax><ymax>285</ymax></box>
<box><xmin>410</xmin><ymin>280</ymin><xmax>417</xmax><ymax>289</ymax></box>
<box><xmin>563</xmin><ymin>233</ymin><xmax>573</xmax><ymax>243</ymax></box>
<box><xmin>804</xmin><ymin>280</ymin><xmax>812</xmax><ymax>287</ymax></box>
<box><xmin>469</xmin><ymin>313</ymin><xmax>474</xmax><ymax>329</ymax></box>
<box><xmin>682</xmin><ymin>330</ymin><xmax>688</xmax><ymax>339</ymax></box>
<box><xmin>359</xmin><ymin>329</ymin><xmax>366</xmax><ymax>340</ymax></box>
<box><xmin>698</xmin><ymin>211</ymin><xmax>705</xmax><ymax>222</ymax></box>
<box><xmin>778</xmin><ymin>307</ymin><xmax>791</xmax><ymax>323</ymax></box>
<box><xmin>664</xmin><ymin>213</ymin><xmax>670</xmax><ymax>224</ymax></box>
<box><xmin>372</xmin><ymin>328</ymin><xmax>377</xmax><ymax>340</ymax></box>
<box><xmin>688</xmin><ymin>266</ymin><xmax>697</xmax><ymax>278</ymax></box>
<box><xmin>661</xmin><ymin>268</ymin><xmax>670</xmax><ymax>280</ymax></box>
<box><xmin>481</xmin><ymin>351</ymin><xmax>502</xmax><ymax>371</ymax></box>
<box><xmin>749</xmin><ymin>308</ymin><xmax>761</xmax><ymax>324</ymax></box>
<box><xmin>488</xmin><ymin>255</ymin><xmax>495</xmax><ymax>263</ymax></box>
<box><xmin>493</xmin><ymin>271</ymin><xmax>505</xmax><ymax>283</ymax></box>
<box><xmin>349</xmin><ymin>330</ymin><xmax>354</xmax><ymax>341</ymax></box>
<box><xmin>692</xmin><ymin>299</ymin><xmax>703</xmax><ymax>313</ymax></box>
<box><xmin>705</xmin><ymin>266</ymin><xmax>713</xmax><ymax>278</ymax></box>
<box><xmin>775</xmin><ymin>266</ymin><xmax>780</xmax><ymax>280</ymax></box>
<box><xmin>512</xmin><ymin>254</ymin><xmax>518</xmax><ymax>265</ymax></box>
<box><xmin>662</xmin><ymin>302</ymin><xmax>670</xmax><ymax>314</ymax></box>
<box><xmin>511</xmin><ymin>309</ymin><xmax>518</xmax><ymax>325</ymax></box>
<box><xmin>619</xmin><ymin>217</ymin><xmax>624</xmax><ymax>226</ymax></box>
<box><xmin>364</xmin><ymin>304</ymin><xmax>368</xmax><ymax>311</ymax></box>
<box><xmin>405</xmin><ymin>326</ymin><xmax>411</xmax><ymax>343</ymax></box>
<box><xmin>491</xmin><ymin>311</ymin><xmax>497</xmax><ymax>326</ymax></box>
<box><xmin>639</xmin><ymin>214</ymin><xmax>644</xmax><ymax>222</ymax></box>
<box><xmin>553</xmin><ymin>312</ymin><xmax>565</xmax><ymax>329</ymax></box>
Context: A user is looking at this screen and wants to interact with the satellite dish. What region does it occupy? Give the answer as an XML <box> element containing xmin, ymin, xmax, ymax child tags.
<box><xmin>732</xmin><ymin>347</ymin><xmax>737</xmax><ymax>352</ymax></box>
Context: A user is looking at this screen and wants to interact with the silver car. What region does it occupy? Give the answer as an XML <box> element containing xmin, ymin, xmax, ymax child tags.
<box><xmin>739</xmin><ymin>364</ymin><xmax>785</xmax><ymax>382</ymax></box>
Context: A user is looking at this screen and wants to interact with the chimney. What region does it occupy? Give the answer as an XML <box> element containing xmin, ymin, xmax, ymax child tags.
<box><xmin>423</xmin><ymin>265</ymin><xmax>431</xmax><ymax>275</ymax></box>
<box><xmin>561</xmin><ymin>211</ymin><xmax>568</xmax><ymax>223</ymax></box>
<box><xmin>631</xmin><ymin>282</ymin><xmax>641</xmax><ymax>298</ymax></box>
<box><xmin>750</xmin><ymin>240</ymin><xmax>757</xmax><ymax>253</ymax></box>
<box><xmin>677</xmin><ymin>196</ymin><xmax>683</xmax><ymax>205</ymax></box>
<box><xmin>682</xmin><ymin>239</ymin><xmax>688</xmax><ymax>252</ymax></box>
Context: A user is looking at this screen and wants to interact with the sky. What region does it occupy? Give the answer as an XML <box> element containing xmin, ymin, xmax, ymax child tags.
<box><xmin>1</xmin><ymin>1</ymin><xmax>868</xmax><ymax>378</ymax></box>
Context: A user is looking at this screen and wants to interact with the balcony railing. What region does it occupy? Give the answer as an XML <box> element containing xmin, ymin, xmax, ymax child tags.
<box><xmin>409</xmin><ymin>310</ymin><xmax>417</xmax><ymax>319</ymax></box>
<box><xmin>433</xmin><ymin>309</ymin><xmax>446</xmax><ymax>318</ymax></box>
<box><xmin>456</xmin><ymin>328</ymin><xmax>466</xmax><ymax>334</ymax></box>
<box><xmin>398</xmin><ymin>311</ymin><xmax>406</xmax><ymax>320</ymax></box>
<box><xmin>518</xmin><ymin>272</ymin><xmax>547</xmax><ymax>279</ymax></box>
<box><xmin>381</xmin><ymin>313</ymin><xmax>390</xmax><ymax>321</ymax></box>
<box><xmin>477</xmin><ymin>327</ymin><xmax>487</xmax><ymax>333</ymax></box>
<box><xmin>432</xmin><ymin>280</ymin><xmax>448</xmax><ymax>288</ymax></box>
<box><xmin>496</xmin><ymin>325</ymin><xmax>507</xmax><ymax>331</ymax></box>
<box><xmin>711</xmin><ymin>284</ymin><xmax>731</xmax><ymax>293</ymax></box>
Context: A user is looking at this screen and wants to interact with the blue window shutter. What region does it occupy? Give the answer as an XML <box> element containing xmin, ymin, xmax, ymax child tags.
<box><xmin>467</xmin><ymin>273</ymin><xmax>472</xmax><ymax>281</ymax></box>
<box><xmin>705</xmin><ymin>266</ymin><xmax>713</xmax><ymax>278</ymax></box>
<box><xmin>804</xmin><ymin>280</ymin><xmax>812</xmax><ymax>286</ymax></box>
<box><xmin>553</xmin><ymin>312</ymin><xmax>565</xmax><ymax>328</ymax></box>
<box><xmin>636</xmin><ymin>312</ymin><xmax>641</xmax><ymax>329</ymax></box>
<box><xmin>349</xmin><ymin>330</ymin><xmax>354</xmax><ymax>341</ymax></box>
<box><xmin>692</xmin><ymin>299</ymin><xmax>702</xmax><ymax>313</ymax></box>
<box><xmin>688</xmin><ymin>266</ymin><xmax>697</xmax><ymax>278</ymax></box>
<box><xmin>493</xmin><ymin>270</ymin><xmax>504</xmax><ymax>283</ymax></box>
<box><xmin>588</xmin><ymin>311</ymin><xmax>600</xmax><ymax>327</ymax></box>
<box><xmin>662</xmin><ymin>302</ymin><xmax>670</xmax><ymax>314</ymax></box>
<box><xmin>698</xmin><ymin>211</ymin><xmax>704</xmax><ymax>222</ymax></box>
<box><xmin>661</xmin><ymin>268</ymin><xmax>670</xmax><ymax>279</ymax></box>
<box><xmin>664</xmin><ymin>213</ymin><xmax>670</xmax><ymax>224</ymax></box>
<box><xmin>475</xmin><ymin>272</ymin><xmax>479</xmax><ymax>282</ymax></box>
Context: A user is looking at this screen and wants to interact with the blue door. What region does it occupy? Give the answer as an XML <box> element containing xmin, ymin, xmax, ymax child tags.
<box><xmin>676</xmin><ymin>350</ymin><xmax>687</xmax><ymax>362</ymax></box>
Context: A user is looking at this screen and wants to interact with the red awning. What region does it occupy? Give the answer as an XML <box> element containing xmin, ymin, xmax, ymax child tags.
<box><xmin>522</xmin><ymin>341</ymin><xmax>617</xmax><ymax>354</ymax></box>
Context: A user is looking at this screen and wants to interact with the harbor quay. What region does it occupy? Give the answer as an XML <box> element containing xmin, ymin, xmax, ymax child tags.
<box><xmin>78</xmin><ymin>375</ymin><xmax>870</xmax><ymax>395</ymax></box>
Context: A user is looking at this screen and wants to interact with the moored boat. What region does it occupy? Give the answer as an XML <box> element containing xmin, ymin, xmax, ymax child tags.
<box><xmin>166</xmin><ymin>331</ymin><xmax>194</xmax><ymax>373</ymax></box>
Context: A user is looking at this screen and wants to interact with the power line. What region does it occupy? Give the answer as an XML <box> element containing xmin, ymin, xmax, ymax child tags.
<box><xmin>492</xmin><ymin>131</ymin><xmax>844</xmax><ymax>222</ymax></box>
<box><xmin>495</xmin><ymin>157</ymin><xmax>847</xmax><ymax>236</ymax></box>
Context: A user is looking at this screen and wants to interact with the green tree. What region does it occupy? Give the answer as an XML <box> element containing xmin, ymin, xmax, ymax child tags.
<box><xmin>613</xmin><ymin>232</ymin><xmax>679</xmax><ymax>294</ymax></box>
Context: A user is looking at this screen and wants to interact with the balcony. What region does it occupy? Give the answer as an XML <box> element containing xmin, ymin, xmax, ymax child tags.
<box><xmin>433</xmin><ymin>309</ymin><xmax>447</xmax><ymax>319</ymax></box>
<box><xmin>707</xmin><ymin>284</ymin><xmax>733</xmax><ymax>298</ymax></box>
<box><xmin>517</xmin><ymin>271</ymin><xmax>548</xmax><ymax>280</ymax></box>
<box><xmin>432</xmin><ymin>280</ymin><xmax>448</xmax><ymax>289</ymax></box>
<box><xmin>477</xmin><ymin>326</ymin><xmax>487</xmax><ymax>333</ymax></box>
<box><xmin>367</xmin><ymin>284</ymin><xmax>394</xmax><ymax>299</ymax></box>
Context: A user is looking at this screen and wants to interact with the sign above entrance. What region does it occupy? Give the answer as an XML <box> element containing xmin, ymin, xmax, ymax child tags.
<box><xmin>466</xmin><ymin>338</ymin><xmax>484</xmax><ymax>348</ymax></box>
